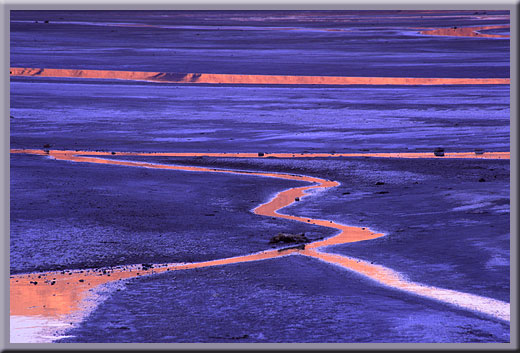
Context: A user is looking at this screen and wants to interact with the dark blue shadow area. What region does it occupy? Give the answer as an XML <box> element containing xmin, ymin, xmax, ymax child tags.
<box><xmin>10</xmin><ymin>153</ymin><xmax>335</xmax><ymax>273</ymax></box>
<box><xmin>10</xmin><ymin>81</ymin><xmax>510</xmax><ymax>153</ymax></box>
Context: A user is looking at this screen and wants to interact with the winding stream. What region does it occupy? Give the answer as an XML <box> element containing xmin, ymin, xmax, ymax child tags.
<box><xmin>9</xmin><ymin>149</ymin><xmax>510</xmax><ymax>342</ymax></box>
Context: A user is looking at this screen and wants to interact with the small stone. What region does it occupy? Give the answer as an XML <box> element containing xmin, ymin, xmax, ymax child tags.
<box><xmin>433</xmin><ymin>147</ymin><xmax>445</xmax><ymax>157</ymax></box>
<box><xmin>141</xmin><ymin>263</ymin><xmax>153</xmax><ymax>271</ymax></box>
<box><xmin>479</xmin><ymin>178</ymin><xmax>486</xmax><ymax>182</ymax></box>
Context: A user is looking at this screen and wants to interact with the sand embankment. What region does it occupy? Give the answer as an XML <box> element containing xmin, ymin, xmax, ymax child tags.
<box><xmin>419</xmin><ymin>25</ymin><xmax>510</xmax><ymax>38</ymax></box>
<box><xmin>10</xmin><ymin>67</ymin><xmax>510</xmax><ymax>85</ymax></box>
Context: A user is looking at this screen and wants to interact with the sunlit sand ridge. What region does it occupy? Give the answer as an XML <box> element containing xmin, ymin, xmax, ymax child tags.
<box><xmin>9</xmin><ymin>149</ymin><xmax>511</xmax><ymax>160</ymax></box>
<box><xmin>301</xmin><ymin>250</ymin><xmax>510</xmax><ymax>322</ymax></box>
<box><xmin>10</xmin><ymin>149</ymin><xmax>510</xmax><ymax>342</ymax></box>
<box><xmin>419</xmin><ymin>25</ymin><xmax>510</xmax><ymax>38</ymax></box>
<box><xmin>10</xmin><ymin>67</ymin><xmax>510</xmax><ymax>85</ymax></box>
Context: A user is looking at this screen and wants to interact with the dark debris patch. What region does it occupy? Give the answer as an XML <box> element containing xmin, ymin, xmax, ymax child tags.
<box><xmin>269</xmin><ymin>232</ymin><xmax>309</xmax><ymax>244</ymax></box>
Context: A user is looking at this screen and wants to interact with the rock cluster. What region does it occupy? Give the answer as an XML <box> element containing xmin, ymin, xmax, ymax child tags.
<box><xmin>269</xmin><ymin>233</ymin><xmax>310</xmax><ymax>244</ymax></box>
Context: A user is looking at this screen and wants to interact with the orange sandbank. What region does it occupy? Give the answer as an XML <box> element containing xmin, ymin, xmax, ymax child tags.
<box><xmin>10</xmin><ymin>67</ymin><xmax>510</xmax><ymax>85</ymax></box>
<box><xmin>10</xmin><ymin>149</ymin><xmax>511</xmax><ymax>160</ymax></box>
<box><xmin>301</xmin><ymin>249</ymin><xmax>510</xmax><ymax>322</ymax></box>
<box><xmin>419</xmin><ymin>24</ymin><xmax>510</xmax><ymax>38</ymax></box>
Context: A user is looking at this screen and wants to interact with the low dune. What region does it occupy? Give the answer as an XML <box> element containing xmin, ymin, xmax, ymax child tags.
<box><xmin>10</xmin><ymin>67</ymin><xmax>510</xmax><ymax>86</ymax></box>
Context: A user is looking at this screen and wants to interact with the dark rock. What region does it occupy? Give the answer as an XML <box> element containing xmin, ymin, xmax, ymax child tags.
<box><xmin>479</xmin><ymin>178</ymin><xmax>486</xmax><ymax>182</ymax></box>
<box><xmin>43</xmin><ymin>143</ymin><xmax>51</xmax><ymax>148</ymax></box>
<box><xmin>294</xmin><ymin>197</ymin><xmax>300</xmax><ymax>201</ymax></box>
<box><xmin>375</xmin><ymin>182</ymin><xmax>385</xmax><ymax>185</ymax></box>
<box><xmin>474</xmin><ymin>149</ymin><xmax>484</xmax><ymax>155</ymax></box>
<box><xmin>258</xmin><ymin>152</ymin><xmax>264</xmax><ymax>157</ymax></box>
<box><xmin>433</xmin><ymin>147</ymin><xmax>445</xmax><ymax>157</ymax></box>
<box><xmin>50</xmin><ymin>281</ymin><xmax>56</xmax><ymax>285</ymax></box>
<box><xmin>376</xmin><ymin>191</ymin><xmax>389</xmax><ymax>194</ymax></box>
<box><xmin>142</xmin><ymin>263</ymin><xmax>153</xmax><ymax>270</ymax></box>
<box><xmin>79</xmin><ymin>279</ymin><xmax>84</xmax><ymax>282</ymax></box>
<box><xmin>269</xmin><ymin>232</ymin><xmax>310</xmax><ymax>244</ymax></box>
<box><xmin>111</xmin><ymin>152</ymin><xmax>116</xmax><ymax>155</ymax></box>
<box><xmin>231</xmin><ymin>334</ymin><xmax>249</xmax><ymax>339</ymax></box>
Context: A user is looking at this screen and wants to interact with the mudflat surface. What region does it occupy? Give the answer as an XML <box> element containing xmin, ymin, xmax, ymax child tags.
<box><xmin>10</xmin><ymin>153</ymin><xmax>331</xmax><ymax>274</ymax></box>
<box><xmin>9</xmin><ymin>10</ymin><xmax>510</xmax><ymax>343</ymax></box>
<box><xmin>104</xmin><ymin>155</ymin><xmax>509</xmax><ymax>303</ymax></box>
<box><xmin>10</xmin><ymin>82</ymin><xmax>510</xmax><ymax>154</ymax></box>
<box><xmin>56</xmin><ymin>256</ymin><xmax>509</xmax><ymax>343</ymax></box>
<box><xmin>10</xmin><ymin>154</ymin><xmax>510</xmax><ymax>342</ymax></box>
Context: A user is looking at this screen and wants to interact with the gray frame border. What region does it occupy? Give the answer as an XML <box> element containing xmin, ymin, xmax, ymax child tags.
<box><xmin>1</xmin><ymin>0</ymin><xmax>517</xmax><ymax>351</ymax></box>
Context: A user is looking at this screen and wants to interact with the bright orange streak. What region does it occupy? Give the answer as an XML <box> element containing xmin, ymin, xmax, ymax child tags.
<box><xmin>301</xmin><ymin>249</ymin><xmax>510</xmax><ymax>322</ymax></box>
<box><xmin>12</xmin><ymin>149</ymin><xmax>373</xmax><ymax>319</ymax></box>
<box><xmin>10</xmin><ymin>248</ymin><xmax>300</xmax><ymax>317</ymax></box>
<box><xmin>10</xmin><ymin>148</ymin><xmax>510</xmax><ymax>339</ymax></box>
<box><xmin>419</xmin><ymin>25</ymin><xmax>510</xmax><ymax>38</ymax></box>
<box><xmin>9</xmin><ymin>149</ymin><xmax>511</xmax><ymax>160</ymax></box>
<box><xmin>10</xmin><ymin>67</ymin><xmax>510</xmax><ymax>85</ymax></box>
